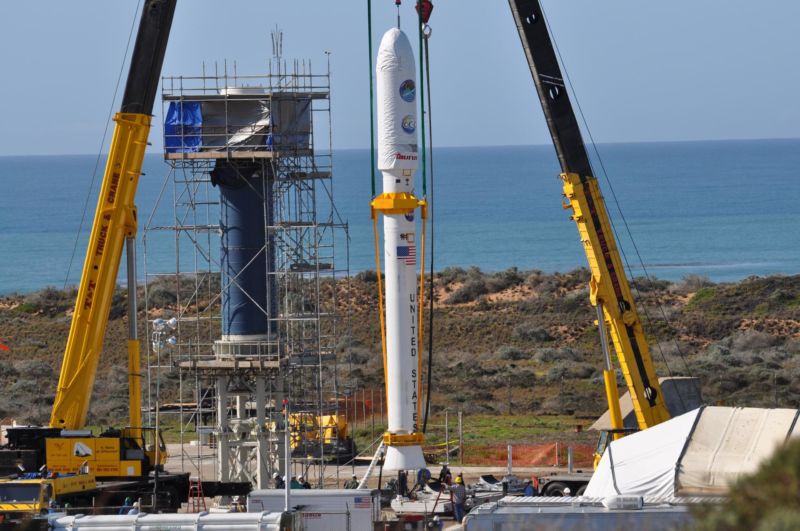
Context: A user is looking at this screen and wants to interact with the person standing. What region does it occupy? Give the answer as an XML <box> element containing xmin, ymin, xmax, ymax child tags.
<box><xmin>273</xmin><ymin>473</ymin><xmax>285</xmax><ymax>489</ymax></box>
<box><xmin>438</xmin><ymin>464</ymin><xmax>452</xmax><ymax>485</ymax></box>
<box><xmin>522</xmin><ymin>479</ymin><xmax>537</xmax><ymax>497</ymax></box>
<box><xmin>448</xmin><ymin>476</ymin><xmax>467</xmax><ymax>523</ymax></box>
<box><xmin>398</xmin><ymin>470</ymin><xmax>409</xmax><ymax>497</ymax></box>
<box><xmin>118</xmin><ymin>497</ymin><xmax>134</xmax><ymax>515</ymax></box>
<box><xmin>299</xmin><ymin>475</ymin><xmax>311</xmax><ymax>489</ymax></box>
<box><xmin>344</xmin><ymin>474</ymin><xmax>359</xmax><ymax>489</ymax></box>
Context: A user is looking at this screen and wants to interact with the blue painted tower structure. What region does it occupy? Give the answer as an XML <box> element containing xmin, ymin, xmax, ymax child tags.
<box><xmin>212</xmin><ymin>160</ymin><xmax>277</xmax><ymax>343</ymax></box>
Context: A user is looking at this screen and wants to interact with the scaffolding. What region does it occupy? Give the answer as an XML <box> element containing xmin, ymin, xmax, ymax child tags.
<box><xmin>142</xmin><ymin>56</ymin><xmax>350</xmax><ymax>491</ymax></box>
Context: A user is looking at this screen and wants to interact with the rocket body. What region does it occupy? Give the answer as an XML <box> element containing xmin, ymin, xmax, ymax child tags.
<box><xmin>376</xmin><ymin>27</ymin><xmax>425</xmax><ymax>472</ymax></box>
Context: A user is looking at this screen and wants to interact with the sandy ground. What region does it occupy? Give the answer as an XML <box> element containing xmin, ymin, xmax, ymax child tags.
<box><xmin>166</xmin><ymin>441</ymin><xmax>575</xmax><ymax>528</ymax></box>
<box><xmin>165</xmin><ymin>442</ymin><xmax>572</xmax><ymax>489</ymax></box>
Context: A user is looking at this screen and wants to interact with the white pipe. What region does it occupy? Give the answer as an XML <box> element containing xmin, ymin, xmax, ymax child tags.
<box><xmin>357</xmin><ymin>441</ymin><xmax>385</xmax><ymax>490</ymax></box>
<box><xmin>284</xmin><ymin>402</ymin><xmax>291</xmax><ymax>512</ymax></box>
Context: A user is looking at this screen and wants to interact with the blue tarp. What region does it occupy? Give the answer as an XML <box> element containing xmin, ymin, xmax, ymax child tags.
<box><xmin>164</xmin><ymin>102</ymin><xmax>202</xmax><ymax>153</ymax></box>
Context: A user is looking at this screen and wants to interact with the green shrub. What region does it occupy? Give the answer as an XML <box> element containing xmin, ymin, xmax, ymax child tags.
<box><xmin>15</xmin><ymin>302</ymin><xmax>39</xmax><ymax>313</ymax></box>
<box><xmin>148</xmin><ymin>287</ymin><xmax>177</xmax><ymax>308</ymax></box>
<box><xmin>355</xmin><ymin>270</ymin><xmax>380</xmax><ymax>283</ymax></box>
<box><xmin>523</xmin><ymin>270</ymin><xmax>545</xmax><ymax>288</ymax></box>
<box><xmin>513</xmin><ymin>323</ymin><xmax>554</xmax><ymax>343</ymax></box>
<box><xmin>497</xmin><ymin>346</ymin><xmax>527</xmax><ymax>361</ymax></box>
<box><xmin>731</xmin><ymin>330</ymin><xmax>780</xmax><ymax>351</ymax></box>
<box><xmin>533</xmin><ymin>347</ymin><xmax>581</xmax><ymax>363</ymax></box>
<box><xmin>688</xmin><ymin>286</ymin><xmax>717</xmax><ymax>306</ymax></box>
<box><xmin>438</xmin><ymin>267</ymin><xmax>468</xmax><ymax>286</ymax></box>
<box><xmin>446</xmin><ymin>278</ymin><xmax>488</xmax><ymax>304</ymax></box>
<box><xmin>630</xmin><ymin>276</ymin><xmax>671</xmax><ymax>293</ymax></box>
<box><xmin>672</xmin><ymin>274</ymin><xmax>714</xmax><ymax>295</ymax></box>
<box><xmin>486</xmin><ymin>267</ymin><xmax>525</xmax><ymax>292</ymax></box>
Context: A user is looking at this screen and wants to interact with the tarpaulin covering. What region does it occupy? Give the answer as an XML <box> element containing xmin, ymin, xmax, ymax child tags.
<box><xmin>200</xmin><ymin>99</ymin><xmax>270</xmax><ymax>149</ymax></box>
<box><xmin>675</xmin><ymin>407</ymin><xmax>798</xmax><ymax>496</ymax></box>
<box><xmin>164</xmin><ymin>101</ymin><xmax>202</xmax><ymax>153</ymax></box>
<box><xmin>585</xmin><ymin>408</ymin><xmax>700</xmax><ymax>499</ymax></box>
<box><xmin>163</xmin><ymin>95</ymin><xmax>311</xmax><ymax>153</ymax></box>
<box><xmin>270</xmin><ymin>99</ymin><xmax>311</xmax><ymax>149</ymax></box>
<box><xmin>585</xmin><ymin>406</ymin><xmax>800</xmax><ymax>499</ymax></box>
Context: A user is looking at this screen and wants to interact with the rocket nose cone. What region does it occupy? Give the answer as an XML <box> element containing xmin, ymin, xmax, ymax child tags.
<box><xmin>377</xmin><ymin>28</ymin><xmax>414</xmax><ymax>72</ymax></box>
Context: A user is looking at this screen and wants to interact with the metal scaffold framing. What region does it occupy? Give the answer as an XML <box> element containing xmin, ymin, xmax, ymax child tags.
<box><xmin>141</xmin><ymin>53</ymin><xmax>352</xmax><ymax>491</ymax></box>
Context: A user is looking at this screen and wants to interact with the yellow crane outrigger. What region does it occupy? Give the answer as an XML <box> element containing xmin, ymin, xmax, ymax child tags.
<box><xmin>508</xmin><ymin>0</ymin><xmax>671</xmax><ymax>450</ymax></box>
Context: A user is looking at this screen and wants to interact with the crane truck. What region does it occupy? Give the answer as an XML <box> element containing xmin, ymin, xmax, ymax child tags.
<box><xmin>508</xmin><ymin>0</ymin><xmax>675</xmax><ymax>494</ymax></box>
<box><xmin>0</xmin><ymin>0</ymin><xmax>193</xmax><ymax>519</ymax></box>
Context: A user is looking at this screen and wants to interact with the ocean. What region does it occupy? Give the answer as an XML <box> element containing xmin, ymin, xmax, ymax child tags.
<box><xmin>1</xmin><ymin>139</ymin><xmax>798</xmax><ymax>295</ymax></box>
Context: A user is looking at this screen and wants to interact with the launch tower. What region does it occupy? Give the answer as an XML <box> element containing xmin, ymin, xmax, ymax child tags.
<box><xmin>143</xmin><ymin>56</ymin><xmax>350</xmax><ymax>489</ymax></box>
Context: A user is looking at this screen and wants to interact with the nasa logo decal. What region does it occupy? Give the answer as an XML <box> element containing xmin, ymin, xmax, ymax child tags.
<box><xmin>399</xmin><ymin>80</ymin><xmax>416</xmax><ymax>102</ymax></box>
<box><xmin>401</xmin><ymin>115</ymin><xmax>416</xmax><ymax>134</ymax></box>
<box><xmin>404</xmin><ymin>212</ymin><xmax>415</xmax><ymax>222</ymax></box>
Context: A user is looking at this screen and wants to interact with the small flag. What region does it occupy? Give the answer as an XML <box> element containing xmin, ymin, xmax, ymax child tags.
<box><xmin>353</xmin><ymin>496</ymin><xmax>371</xmax><ymax>508</ymax></box>
<box><xmin>397</xmin><ymin>245</ymin><xmax>416</xmax><ymax>265</ymax></box>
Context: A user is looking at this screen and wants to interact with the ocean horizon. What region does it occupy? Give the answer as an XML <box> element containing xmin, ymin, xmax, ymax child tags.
<box><xmin>1</xmin><ymin>138</ymin><xmax>799</xmax><ymax>295</ymax></box>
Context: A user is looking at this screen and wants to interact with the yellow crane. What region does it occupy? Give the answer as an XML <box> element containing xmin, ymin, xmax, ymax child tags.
<box><xmin>44</xmin><ymin>0</ymin><xmax>177</xmax><ymax>479</ymax></box>
<box><xmin>508</xmin><ymin>0</ymin><xmax>671</xmax><ymax>446</ymax></box>
<box><xmin>0</xmin><ymin>0</ymin><xmax>190</xmax><ymax>515</ymax></box>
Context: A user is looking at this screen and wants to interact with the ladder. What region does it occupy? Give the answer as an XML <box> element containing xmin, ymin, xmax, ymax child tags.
<box><xmin>187</xmin><ymin>477</ymin><xmax>207</xmax><ymax>512</ymax></box>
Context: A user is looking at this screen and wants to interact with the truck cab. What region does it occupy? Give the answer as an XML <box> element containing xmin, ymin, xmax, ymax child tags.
<box><xmin>0</xmin><ymin>471</ymin><xmax>96</xmax><ymax>523</ymax></box>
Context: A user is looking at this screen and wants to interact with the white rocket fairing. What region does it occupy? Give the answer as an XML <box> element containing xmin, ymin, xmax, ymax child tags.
<box><xmin>376</xmin><ymin>27</ymin><xmax>426</xmax><ymax>472</ymax></box>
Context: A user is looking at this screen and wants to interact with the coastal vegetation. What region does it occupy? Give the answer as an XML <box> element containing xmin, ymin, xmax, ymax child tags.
<box><xmin>0</xmin><ymin>268</ymin><xmax>798</xmax><ymax>433</ymax></box>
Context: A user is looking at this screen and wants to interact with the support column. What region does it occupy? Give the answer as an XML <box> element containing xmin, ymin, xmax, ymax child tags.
<box><xmin>235</xmin><ymin>393</ymin><xmax>249</xmax><ymax>481</ymax></box>
<box><xmin>217</xmin><ymin>376</ymin><xmax>230</xmax><ymax>482</ymax></box>
<box><xmin>256</xmin><ymin>377</ymin><xmax>269</xmax><ymax>489</ymax></box>
<box><xmin>274</xmin><ymin>377</ymin><xmax>286</xmax><ymax>480</ymax></box>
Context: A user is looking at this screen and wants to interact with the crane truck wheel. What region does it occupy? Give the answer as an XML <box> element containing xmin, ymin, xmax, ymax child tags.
<box><xmin>543</xmin><ymin>481</ymin><xmax>570</xmax><ymax>496</ymax></box>
<box><xmin>576</xmin><ymin>485</ymin><xmax>587</xmax><ymax>496</ymax></box>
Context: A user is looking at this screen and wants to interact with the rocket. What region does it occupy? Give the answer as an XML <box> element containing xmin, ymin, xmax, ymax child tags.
<box><xmin>374</xmin><ymin>27</ymin><xmax>426</xmax><ymax>472</ymax></box>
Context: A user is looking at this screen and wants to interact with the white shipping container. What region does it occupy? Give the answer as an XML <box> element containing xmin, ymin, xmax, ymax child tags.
<box><xmin>247</xmin><ymin>489</ymin><xmax>380</xmax><ymax>531</ymax></box>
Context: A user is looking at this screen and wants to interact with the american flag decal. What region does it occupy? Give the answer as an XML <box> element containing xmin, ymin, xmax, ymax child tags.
<box><xmin>397</xmin><ymin>245</ymin><xmax>416</xmax><ymax>265</ymax></box>
<box><xmin>353</xmin><ymin>496</ymin><xmax>371</xmax><ymax>508</ymax></box>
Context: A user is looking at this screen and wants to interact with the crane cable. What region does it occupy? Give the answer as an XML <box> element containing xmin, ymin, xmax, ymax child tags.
<box><xmin>415</xmin><ymin>0</ymin><xmax>429</xmax><ymax>433</ymax></box>
<box><xmin>368</xmin><ymin>0</ymin><xmax>377</xmax><ymax>197</ymax></box>
<box><xmin>63</xmin><ymin>0</ymin><xmax>143</xmax><ymax>289</ymax></box>
<box><xmin>420</xmin><ymin>20</ymin><xmax>436</xmax><ymax>434</ymax></box>
<box><xmin>366</xmin><ymin>0</ymin><xmax>392</xmax><ymax>423</ymax></box>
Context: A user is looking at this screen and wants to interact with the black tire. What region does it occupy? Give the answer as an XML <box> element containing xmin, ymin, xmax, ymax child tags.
<box><xmin>575</xmin><ymin>485</ymin><xmax>587</xmax><ymax>496</ymax></box>
<box><xmin>543</xmin><ymin>481</ymin><xmax>570</xmax><ymax>496</ymax></box>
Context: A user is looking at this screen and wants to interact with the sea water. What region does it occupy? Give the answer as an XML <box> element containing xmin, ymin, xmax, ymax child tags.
<box><xmin>1</xmin><ymin>139</ymin><xmax>798</xmax><ymax>294</ymax></box>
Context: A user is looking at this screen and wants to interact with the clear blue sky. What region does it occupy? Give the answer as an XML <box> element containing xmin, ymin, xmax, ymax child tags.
<box><xmin>0</xmin><ymin>0</ymin><xmax>798</xmax><ymax>156</ymax></box>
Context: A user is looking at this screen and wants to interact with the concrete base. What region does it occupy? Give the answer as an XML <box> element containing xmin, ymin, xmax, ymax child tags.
<box><xmin>383</xmin><ymin>445</ymin><xmax>426</xmax><ymax>471</ymax></box>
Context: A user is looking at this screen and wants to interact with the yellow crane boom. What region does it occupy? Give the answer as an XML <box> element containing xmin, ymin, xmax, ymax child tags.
<box><xmin>50</xmin><ymin>0</ymin><xmax>177</xmax><ymax>431</ymax></box>
<box><xmin>509</xmin><ymin>0</ymin><xmax>671</xmax><ymax>431</ymax></box>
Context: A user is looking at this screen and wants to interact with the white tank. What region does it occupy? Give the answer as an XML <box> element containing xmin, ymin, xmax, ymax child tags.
<box><xmin>50</xmin><ymin>511</ymin><xmax>298</xmax><ymax>530</ymax></box>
